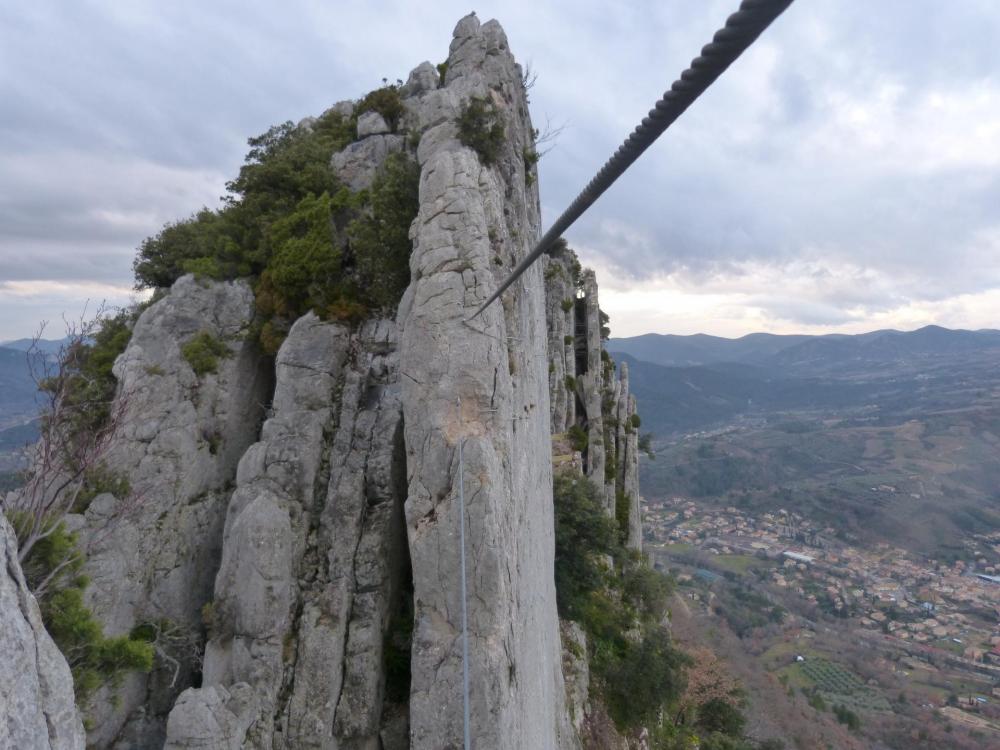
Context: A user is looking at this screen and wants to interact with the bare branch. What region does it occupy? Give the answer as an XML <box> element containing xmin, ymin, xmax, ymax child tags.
<box><xmin>534</xmin><ymin>115</ymin><xmax>567</xmax><ymax>158</ymax></box>
<box><xmin>4</xmin><ymin>303</ymin><xmax>144</xmax><ymax>600</ymax></box>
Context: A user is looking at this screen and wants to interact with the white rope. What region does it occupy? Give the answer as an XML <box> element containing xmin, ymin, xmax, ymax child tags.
<box><xmin>457</xmin><ymin>400</ymin><xmax>471</xmax><ymax>749</ymax></box>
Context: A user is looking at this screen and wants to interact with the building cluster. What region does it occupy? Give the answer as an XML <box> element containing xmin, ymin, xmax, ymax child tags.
<box><xmin>646</xmin><ymin>497</ymin><xmax>1000</xmax><ymax>676</ymax></box>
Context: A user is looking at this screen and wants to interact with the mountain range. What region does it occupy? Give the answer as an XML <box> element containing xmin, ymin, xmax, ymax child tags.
<box><xmin>610</xmin><ymin>325</ymin><xmax>1000</xmax><ymax>436</ymax></box>
<box><xmin>610</xmin><ymin>325</ymin><xmax>1000</xmax><ymax>375</ymax></box>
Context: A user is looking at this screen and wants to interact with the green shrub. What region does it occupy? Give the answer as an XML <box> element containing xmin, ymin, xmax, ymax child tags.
<box><xmin>552</xmin><ymin>474</ymin><xmax>617</xmax><ymax>620</ymax></box>
<box><xmin>564</xmin><ymin>335</ymin><xmax>574</xmax><ymax>345</ymax></box>
<box><xmin>10</xmin><ymin>517</ymin><xmax>153</xmax><ymax>703</ymax></box>
<box><xmin>523</xmin><ymin>148</ymin><xmax>539</xmax><ymax>184</ymax></box>
<box><xmin>561</xmin><ymin>298</ymin><xmax>574</xmax><ymax>313</ymax></box>
<box><xmin>181</xmin><ymin>332</ymin><xmax>230</xmax><ymax>376</ymax></box>
<box><xmin>135</xmin><ymin>209</ymin><xmax>246</xmax><ymax>288</ymax></box>
<box><xmin>567</xmin><ymin>423</ymin><xmax>587</xmax><ymax>453</ymax></box>
<box><xmin>346</xmin><ymin>153</ymin><xmax>420</xmax><ymax>310</ymax></box>
<box><xmin>44</xmin><ymin>586</ymin><xmax>154</xmax><ymax>702</ymax></box>
<box><xmin>599</xmin><ymin>309</ymin><xmax>611</xmax><ymax>339</ymax></box>
<box><xmin>615</xmin><ymin>488</ymin><xmax>630</xmax><ymax>543</ymax></box>
<box><xmin>263</xmin><ymin>192</ymin><xmax>341</xmax><ymax>314</ymax></box>
<box><xmin>628</xmin><ymin>413</ymin><xmax>641</xmax><ymax>430</ymax></box>
<box><xmin>181</xmin><ymin>256</ymin><xmax>225</xmax><ymax>280</ymax></box>
<box><xmin>833</xmin><ymin>704</ymin><xmax>861</xmax><ymax>731</ymax></box>
<box><xmin>622</xmin><ymin>555</ymin><xmax>673</xmax><ymax>623</ymax></box>
<box><xmin>603</xmin><ymin>626</ymin><xmax>688</xmax><ymax>729</ymax></box>
<box><xmin>356</xmin><ymin>83</ymin><xmax>404</xmax><ymax>131</ymax></box>
<box><xmin>697</xmin><ymin>697</ymin><xmax>747</xmax><ymax>737</ymax></box>
<box><xmin>133</xmin><ymin>110</ymin><xmax>354</xmax><ymax>292</ymax></box>
<box><xmin>457</xmin><ymin>96</ymin><xmax>505</xmax><ymax>165</ymax></box>
<box><xmin>436</xmin><ymin>61</ymin><xmax>448</xmax><ymax>84</ymax></box>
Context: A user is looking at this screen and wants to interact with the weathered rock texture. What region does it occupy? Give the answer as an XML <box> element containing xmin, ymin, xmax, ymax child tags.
<box><xmin>397</xmin><ymin>13</ymin><xmax>575</xmax><ymax>750</ymax></box>
<box><xmin>542</xmin><ymin>250</ymin><xmax>579</xmax><ymax>436</ymax></box>
<box><xmin>11</xmin><ymin>13</ymin><xmax>647</xmax><ymax>750</ymax></box>
<box><xmin>164</xmin><ymin>314</ymin><xmax>407</xmax><ymax>749</ymax></box>
<box><xmin>541</xmin><ymin>250</ymin><xmax>642</xmax><ymax>550</ymax></box>
<box><xmin>81</xmin><ymin>276</ymin><xmax>272</xmax><ymax>747</ymax></box>
<box><xmin>0</xmin><ymin>515</ymin><xmax>86</xmax><ymax>750</ymax></box>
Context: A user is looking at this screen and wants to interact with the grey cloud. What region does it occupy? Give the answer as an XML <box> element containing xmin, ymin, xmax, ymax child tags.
<box><xmin>0</xmin><ymin>0</ymin><xmax>998</xmax><ymax>337</ymax></box>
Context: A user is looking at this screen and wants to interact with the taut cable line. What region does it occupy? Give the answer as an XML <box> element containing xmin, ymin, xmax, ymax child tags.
<box><xmin>471</xmin><ymin>0</ymin><xmax>796</xmax><ymax>319</ymax></box>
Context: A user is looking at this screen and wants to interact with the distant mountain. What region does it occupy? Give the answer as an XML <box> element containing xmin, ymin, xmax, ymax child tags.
<box><xmin>0</xmin><ymin>337</ymin><xmax>70</xmax><ymax>354</ymax></box>
<box><xmin>608</xmin><ymin>331</ymin><xmax>814</xmax><ymax>367</ymax></box>
<box><xmin>617</xmin><ymin>354</ymin><xmax>882</xmax><ymax>435</ymax></box>
<box><xmin>611</xmin><ymin>325</ymin><xmax>1000</xmax><ymax>437</ymax></box>
<box><xmin>0</xmin><ymin>346</ymin><xmax>42</xmax><ymax>427</ymax></box>
<box><xmin>611</xmin><ymin>325</ymin><xmax>1000</xmax><ymax>377</ymax></box>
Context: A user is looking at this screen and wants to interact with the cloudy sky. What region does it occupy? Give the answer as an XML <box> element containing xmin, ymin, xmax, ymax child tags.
<box><xmin>2</xmin><ymin>0</ymin><xmax>998</xmax><ymax>340</ymax></box>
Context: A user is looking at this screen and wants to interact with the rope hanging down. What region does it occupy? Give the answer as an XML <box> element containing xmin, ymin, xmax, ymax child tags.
<box><xmin>458</xmin><ymin>434</ymin><xmax>471</xmax><ymax>750</ymax></box>
<box><xmin>471</xmin><ymin>0</ymin><xmax>796</xmax><ymax>318</ymax></box>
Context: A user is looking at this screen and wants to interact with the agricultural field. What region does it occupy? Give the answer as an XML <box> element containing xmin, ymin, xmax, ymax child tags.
<box><xmin>784</xmin><ymin>657</ymin><xmax>891</xmax><ymax>714</ymax></box>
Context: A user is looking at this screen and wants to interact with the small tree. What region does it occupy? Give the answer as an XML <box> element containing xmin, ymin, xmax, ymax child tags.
<box><xmin>2</xmin><ymin>307</ymin><xmax>154</xmax><ymax>703</ymax></box>
<box><xmin>3</xmin><ymin>308</ymin><xmax>139</xmax><ymax>596</ymax></box>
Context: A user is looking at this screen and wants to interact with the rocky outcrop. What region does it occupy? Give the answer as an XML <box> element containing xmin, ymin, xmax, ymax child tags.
<box><xmin>164</xmin><ymin>314</ymin><xmax>407</xmax><ymax>750</ymax></box>
<box><xmin>541</xmin><ymin>253</ymin><xmax>642</xmax><ymax>548</ymax></box>
<box><xmin>398</xmin><ymin>14</ymin><xmax>575</xmax><ymax>750</ymax></box>
<box><xmin>331</xmin><ymin>134</ymin><xmax>406</xmax><ymax>192</ymax></box>
<box><xmin>612</xmin><ymin>363</ymin><xmax>642</xmax><ymax>552</ymax></box>
<box><xmin>0</xmin><ymin>515</ymin><xmax>85</xmax><ymax>750</ymax></box>
<box><xmin>80</xmin><ymin>276</ymin><xmax>272</xmax><ymax>747</ymax></box>
<box><xmin>6</xmin><ymin>13</ymin><xmax>651</xmax><ymax>750</ymax></box>
<box><xmin>560</xmin><ymin>621</ymin><xmax>589</xmax><ymax>737</ymax></box>
<box><xmin>543</xmin><ymin>249</ymin><xmax>579</xmax><ymax>435</ymax></box>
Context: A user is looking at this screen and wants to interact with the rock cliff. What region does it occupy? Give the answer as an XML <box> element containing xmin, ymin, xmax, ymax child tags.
<box><xmin>9</xmin><ymin>13</ymin><xmax>645</xmax><ymax>750</ymax></box>
<box><xmin>542</xmin><ymin>251</ymin><xmax>642</xmax><ymax>550</ymax></box>
<box><xmin>0</xmin><ymin>515</ymin><xmax>85</xmax><ymax>750</ymax></box>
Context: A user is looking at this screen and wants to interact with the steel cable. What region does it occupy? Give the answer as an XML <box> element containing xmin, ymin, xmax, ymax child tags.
<box><xmin>471</xmin><ymin>0</ymin><xmax>796</xmax><ymax>318</ymax></box>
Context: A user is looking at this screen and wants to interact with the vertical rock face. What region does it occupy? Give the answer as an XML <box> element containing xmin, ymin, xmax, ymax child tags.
<box><xmin>0</xmin><ymin>515</ymin><xmax>85</xmax><ymax>750</ymax></box>
<box><xmin>165</xmin><ymin>314</ymin><xmax>407</xmax><ymax>750</ymax></box>
<box><xmin>541</xmin><ymin>252</ymin><xmax>642</xmax><ymax>546</ymax></box>
<box><xmin>543</xmin><ymin>250</ymin><xmax>578</xmax><ymax>435</ymax></box>
<box><xmin>81</xmin><ymin>276</ymin><xmax>271</xmax><ymax>747</ymax></box>
<box><xmin>578</xmin><ymin>270</ymin><xmax>606</xmax><ymax>502</ymax></box>
<box><xmin>398</xmin><ymin>14</ymin><xmax>573</xmax><ymax>750</ymax></box>
<box><xmin>6</xmin><ymin>13</ymin><xmax>648</xmax><ymax>750</ymax></box>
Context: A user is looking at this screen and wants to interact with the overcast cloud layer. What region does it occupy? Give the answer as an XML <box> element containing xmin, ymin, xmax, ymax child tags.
<box><xmin>1</xmin><ymin>0</ymin><xmax>998</xmax><ymax>339</ymax></box>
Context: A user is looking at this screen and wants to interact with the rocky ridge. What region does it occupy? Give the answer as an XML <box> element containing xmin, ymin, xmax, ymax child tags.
<box><xmin>5</xmin><ymin>13</ymin><xmax>643</xmax><ymax>750</ymax></box>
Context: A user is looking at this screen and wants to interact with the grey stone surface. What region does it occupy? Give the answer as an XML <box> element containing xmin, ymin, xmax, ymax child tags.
<box><xmin>80</xmin><ymin>275</ymin><xmax>270</xmax><ymax>748</ymax></box>
<box><xmin>402</xmin><ymin>61</ymin><xmax>440</xmax><ymax>97</ymax></box>
<box><xmin>164</xmin><ymin>315</ymin><xmax>408</xmax><ymax>750</ymax></box>
<box><xmin>0</xmin><ymin>515</ymin><xmax>86</xmax><ymax>750</ymax></box>
<box><xmin>163</xmin><ymin>684</ymin><xmax>256</xmax><ymax>750</ymax></box>
<box><xmin>578</xmin><ymin>270</ymin><xmax>607</xmax><ymax>505</ymax></box>
<box><xmin>542</xmin><ymin>253</ymin><xmax>578</xmax><ymax>435</ymax></box>
<box><xmin>330</xmin><ymin>133</ymin><xmax>406</xmax><ymax>191</ymax></box>
<box><xmin>3</xmin><ymin>13</ymin><xmax>655</xmax><ymax>750</ymax></box>
<box><xmin>399</xmin><ymin>12</ymin><xmax>574</xmax><ymax>750</ymax></box>
<box><xmin>625</xmin><ymin>392</ymin><xmax>642</xmax><ymax>551</ymax></box>
<box><xmin>357</xmin><ymin>110</ymin><xmax>391</xmax><ymax>138</ymax></box>
<box><xmin>330</xmin><ymin>100</ymin><xmax>355</xmax><ymax>119</ymax></box>
<box><xmin>560</xmin><ymin>620</ymin><xmax>588</xmax><ymax>743</ymax></box>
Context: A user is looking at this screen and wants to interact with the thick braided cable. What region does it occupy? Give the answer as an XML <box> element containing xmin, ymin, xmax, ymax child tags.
<box><xmin>471</xmin><ymin>0</ymin><xmax>795</xmax><ymax>318</ymax></box>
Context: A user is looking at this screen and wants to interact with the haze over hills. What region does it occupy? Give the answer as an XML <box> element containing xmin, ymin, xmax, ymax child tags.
<box><xmin>612</xmin><ymin>324</ymin><xmax>1000</xmax><ymax>560</ymax></box>
<box><xmin>610</xmin><ymin>325</ymin><xmax>1000</xmax><ymax>375</ymax></box>
<box><xmin>611</xmin><ymin>325</ymin><xmax>1000</xmax><ymax>436</ymax></box>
